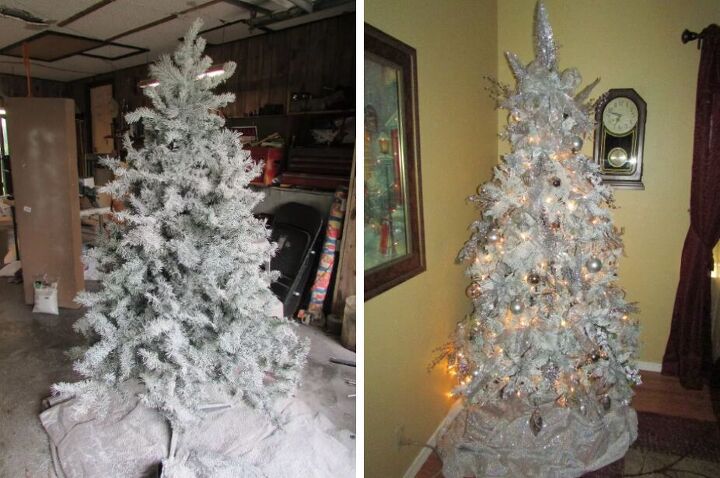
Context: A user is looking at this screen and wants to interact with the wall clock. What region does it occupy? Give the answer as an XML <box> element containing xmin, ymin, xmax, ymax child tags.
<box><xmin>593</xmin><ymin>88</ymin><xmax>646</xmax><ymax>189</ymax></box>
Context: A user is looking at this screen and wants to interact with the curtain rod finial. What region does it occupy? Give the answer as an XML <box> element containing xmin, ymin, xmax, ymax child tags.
<box><xmin>681</xmin><ymin>29</ymin><xmax>699</xmax><ymax>44</ymax></box>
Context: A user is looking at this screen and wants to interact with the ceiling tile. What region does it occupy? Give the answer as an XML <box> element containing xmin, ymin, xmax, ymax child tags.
<box><xmin>4</xmin><ymin>0</ymin><xmax>100</xmax><ymax>24</ymax></box>
<box><xmin>63</xmin><ymin>0</ymin><xmax>193</xmax><ymax>40</ymax></box>
<box><xmin>83</xmin><ymin>43</ymin><xmax>145</xmax><ymax>59</ymax></box>
<box><xmin>0</xmin><ymin>31</ymin><xmax>105</xmax><ymax>61</ymax></box>
<box><xmin>0</xmin><ymin>0</ymin><xmax>354</xmax><ymax>81</ymax></box>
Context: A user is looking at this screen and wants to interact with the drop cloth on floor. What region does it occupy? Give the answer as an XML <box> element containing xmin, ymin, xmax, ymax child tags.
<box><xmin>39</xmin><ymin>326</ymin><xmax>356</xmax><ymax>478</ymax></box>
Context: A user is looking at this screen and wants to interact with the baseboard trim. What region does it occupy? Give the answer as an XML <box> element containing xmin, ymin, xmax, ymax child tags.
<box><xmin>403</xmin><ymin>400</ymin><xmax>463</xmax><ymax>478</ymax></box>
<box><xmin>637</xmin><ymin>361</ymin><xmax>662</xmax><ymax>372</ymax></box>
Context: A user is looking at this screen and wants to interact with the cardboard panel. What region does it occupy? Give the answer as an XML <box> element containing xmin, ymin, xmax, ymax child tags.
<box><xmin>6</xmin><ymin>98</ymin><xmax>83</xmax><ymax>308</ymax></box>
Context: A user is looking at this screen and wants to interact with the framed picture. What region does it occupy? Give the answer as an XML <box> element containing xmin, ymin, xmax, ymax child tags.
<box><xmin>231</xmin><ymin>125</ymin><xmax>258</xmax><ymax>145</ymax></box>
<box><xmin>364</xmin><ymin>24</ymin><xmax>425</xmax><ymax>300</ymax></box>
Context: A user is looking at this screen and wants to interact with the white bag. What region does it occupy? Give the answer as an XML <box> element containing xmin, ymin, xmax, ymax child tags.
<box><xmin>33</xmin><ymin>278</ymin><xmax>59</xmax><ymax>315</ymax></box>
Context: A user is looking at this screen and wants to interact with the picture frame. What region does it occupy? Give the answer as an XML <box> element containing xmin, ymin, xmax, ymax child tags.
<box><xmin>231</xmin><ymin>125</ymin><xmax>258</xmax><ymax>145</ymax></box>
<box><xmin>364</xmin><ymin>24</ymin><xmax>426</xmax><ymax>300</ymax></box>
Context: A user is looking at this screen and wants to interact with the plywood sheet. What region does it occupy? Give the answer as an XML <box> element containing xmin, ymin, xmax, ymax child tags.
<box><xmin>6</xmin><ymin>97</ymin><xmax>83</xmax><ymax>308</ymax></box>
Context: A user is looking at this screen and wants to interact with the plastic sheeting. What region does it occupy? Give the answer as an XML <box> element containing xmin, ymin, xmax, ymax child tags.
<box><xmin>39</xmin><ymin>326</ymin><xmax>356</xmax><ymax>478</ymax></box>
<box><xmin>437</xmin><ymin>400</ymin><xmax>637</xmax><ymax>478</ymax></box>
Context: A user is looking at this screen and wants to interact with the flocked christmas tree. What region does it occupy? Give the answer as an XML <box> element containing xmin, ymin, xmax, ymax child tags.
<box><xmin>54</xmin><ymin>21</ymin><xmax>308</xmax><ymax>432</ymax></box>
<box><xmin>436</xmin><ymin>3</ymin><xmax>640</xmax><ymax>476</ymax></box>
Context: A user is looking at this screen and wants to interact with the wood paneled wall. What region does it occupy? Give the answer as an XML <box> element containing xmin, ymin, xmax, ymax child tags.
<box><xmin>0</xmin><ymin>73</ymin><xmax>68</xmax><ymax>99</ymax></box>
<box><xmin>69</xmin><ymin>13</ymin><xmax>355</xmax><ymax>149</ymax></box>
<box><xmin>212</xmin><ymin>13</ymin><xmax>355</xmax><ymax>117</ymax></box>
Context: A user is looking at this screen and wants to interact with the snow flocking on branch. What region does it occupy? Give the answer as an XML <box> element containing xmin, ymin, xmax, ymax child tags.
<box><xmin>442</xmin><ymin>1</ymin><xmax>640</xmax><ymax>417</ymax></box>
<box><xmin>53</xmin><ymin>19</ymin><xmax>309</xmax><ymax>428</ymax></box>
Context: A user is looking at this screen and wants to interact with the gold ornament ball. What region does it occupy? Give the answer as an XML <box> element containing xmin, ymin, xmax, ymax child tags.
<box><xmin>466</xmin><ymin>282</ymin><xmax>482</xmax><ymax>299</ymax></box>
<box><xmin>527</xmin><ymin>272</ymin><xmax>541</xmax><ymax>285</ymax></box>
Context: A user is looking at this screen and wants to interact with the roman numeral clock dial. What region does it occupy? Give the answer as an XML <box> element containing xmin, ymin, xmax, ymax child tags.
<box><xmin>593</xmin><ymin>88</ymin><xmax>647</xmax><ymax>189</ymax></box>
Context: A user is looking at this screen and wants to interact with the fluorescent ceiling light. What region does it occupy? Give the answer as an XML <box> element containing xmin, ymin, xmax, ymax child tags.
<box><xmin>196</xmin><ymin>64</ymin><xmax>225</xmax><ymax>79</ymax></box>
<box><xmin>138</xmin><ymin>79</ymin><xmax>160</xmax><ymax>89</ymax></box>
<box><xmin>139</xmin><ymin>64</ymin><xmax>226</xmax><ymax>89</ymax></box>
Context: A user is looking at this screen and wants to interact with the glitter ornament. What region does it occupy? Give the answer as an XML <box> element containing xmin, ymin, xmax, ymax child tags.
<box><xmin>587</xmin><ymin>257</ymin><xmax>603</xmax><ymax>272</ymax></box>
<box><xmin>541</xmin><ymin>362</ymin><xmax>559</xmax><ymax>382</ymax></box>
<box><xmin>570</xmin><ymin>136</ymin><xmax>583</xmax><ymax>152</ymax></box>
<box><xmin>529</xmin><ymin>408</ymin><xmax>544</xmax><ymax>436</ymax></box>
<box><xmin>466</xmin><ymin>282</ymin><xmax>482</xmax><ymax>299</ymax></box>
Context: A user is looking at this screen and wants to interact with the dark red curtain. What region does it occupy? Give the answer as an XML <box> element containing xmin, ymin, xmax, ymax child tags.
<box><xmin>662</xmin><ymin>25</ymin><xmax>720</xmax><ymax>389</ymax></box>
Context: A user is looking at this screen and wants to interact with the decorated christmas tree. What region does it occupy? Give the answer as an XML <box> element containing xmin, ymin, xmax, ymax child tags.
<box><xmin>54</xmin><ymin>21</ymin><xmax>308</xmax><ymax>434</ymax></box>
<box><xmin>436</xmin><ymin>3</ymin><xmax>640</xmax><ymax>476</ymax></box>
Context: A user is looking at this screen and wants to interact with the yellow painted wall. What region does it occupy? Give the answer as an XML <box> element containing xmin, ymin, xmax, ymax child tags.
<box><xmin>365</xmin><ymin>1</ymin><xmax>499</xmax><ymax>476</ymax></box>
<box><xmin>497</xmin><ymin>0</ymin><xmax>720</xmax><ymax>364</ymax></box>
<box><xmin>365</xmin><ymin>1</ymin><xmax>720</xmax><ymax>475</ymax></box>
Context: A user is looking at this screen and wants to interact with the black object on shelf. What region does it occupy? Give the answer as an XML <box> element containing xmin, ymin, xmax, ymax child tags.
<box><xmin>259</xmin><ymin>103</ymin><xmax>284</xmax><ymax>116</ymax></box>
<box><xmin>269</xmin><ymin>202</ymin><xmax>324</xmax><ymax>318</ymax></box>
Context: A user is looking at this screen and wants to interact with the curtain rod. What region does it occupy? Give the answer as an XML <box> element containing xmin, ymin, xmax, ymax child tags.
<box><xmin>682</xmin><ymin>25</ymin><xmax>718</xmax><ymax>49</ymax></box>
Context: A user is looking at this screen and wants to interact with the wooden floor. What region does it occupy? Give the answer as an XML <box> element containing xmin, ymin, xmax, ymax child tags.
<box><xmin>416</xmin><ymin>371</ymin><xmax>718</xmax><ymax>478</ymax></box>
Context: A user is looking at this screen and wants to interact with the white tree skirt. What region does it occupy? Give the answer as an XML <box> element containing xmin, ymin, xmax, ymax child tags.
<box><xmin>437</xmin><ymin>399</ymin><xmax>637</xmax><ymax>478</ymax></box>
<box><xmin>39</xmin><ymin>327</ymin><xmax>355</xmax><ymax>478</ymax></box>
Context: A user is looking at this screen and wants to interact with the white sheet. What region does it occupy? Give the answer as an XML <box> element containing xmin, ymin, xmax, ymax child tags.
<box><xmin>40</xmin><ymin>326</ymin><xmax>356</xmax><ymax>478</ymax></box>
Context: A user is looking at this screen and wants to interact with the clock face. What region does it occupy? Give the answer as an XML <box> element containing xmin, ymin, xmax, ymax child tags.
<box><xmin>602</xmin><ymin>97</ymin><xmax>639</xmax><ymax>135</ymax></box>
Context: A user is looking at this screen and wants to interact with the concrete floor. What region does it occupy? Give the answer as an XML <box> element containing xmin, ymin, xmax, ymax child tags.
<box><xmin>0</xmin><ymin>280</ymin><xmax>85</xmax><ymax>477</ymax></box>
<box><xmin>0</xmin><ymin>280</ymin><xmax>355</xmax><ymax>477</ymax></box>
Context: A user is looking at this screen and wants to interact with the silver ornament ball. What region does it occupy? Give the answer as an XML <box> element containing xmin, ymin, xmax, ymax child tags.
<box><xmin>509</xmin><ymin>299</ymin><xmax>524</xmax><ymax>315</ymax></box>
<box><xmin>570</xmin><ymin>136</ymin><xmax>583</xmax><ymax>152</ymax></box>
<box><xmin>586</xmin><ymin>257</ymin><xmax>603</xmax><ymax>273</ymax></box>
<box><xmin>486</xmin><ymin>231</ymin><xmax>500</xmax><ymax>243</ymax></box>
